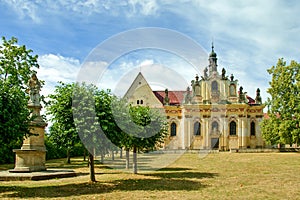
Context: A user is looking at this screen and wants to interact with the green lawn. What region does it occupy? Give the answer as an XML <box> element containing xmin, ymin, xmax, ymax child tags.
<box><xmin>0</xmin><ymin>152</ymin><xmax>299</xmax><ymax>200</ymax></box>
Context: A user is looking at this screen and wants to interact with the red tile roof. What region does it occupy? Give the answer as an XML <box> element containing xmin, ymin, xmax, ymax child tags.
<box><xmin>263</xmin><ymin>113</ymin><xmax>280</xmax><ymax>119</ymax></box>
<box><xmin>153</xmin><ymin>91</ymin><xmax>186</xmax><ymax>105</ymax></box>
<box><xmin>246</xmin><ymin>95</ymin><xmax>256</xmax><ymax>104</ymax></box>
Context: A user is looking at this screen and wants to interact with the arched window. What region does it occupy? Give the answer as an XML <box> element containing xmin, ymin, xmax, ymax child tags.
<box><xmin>194</xmin><ymin>122</ymin><xmax>201</xmax><ymax>136</ymax></box>
<box><xmin>137</xmin><ymin>100</ymin><xmax>140</xmax><ymax>104</ymax></box>
<box><xmin>170</xmin><ymin>122</ymin><xmax>177</xmax><ymax>136</ymax></box>
<box><xmin>250</xmin><ymin>121</ymin><xmax>255</xmax><ymax>136</ymax></box>
<box><xmin>229</xmin><ymin>121</ymin><xmax>237</xmax><ymax>135</ymax></box>
<box><xmin>212</xmin><ymin>121</ymin><xmax>219</xmax><ymax>132</ymax></box>
<box><xmin>211</xmin><ymin>81</ymin><xmax>218</xmax><ymax>92</ymax></box>
<box><xmin>140</xmin><ymin>100</ymin><xmax>143</xmax><ymax>104</ymax></box>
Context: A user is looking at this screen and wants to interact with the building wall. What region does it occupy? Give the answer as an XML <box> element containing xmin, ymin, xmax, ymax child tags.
<box><xmin>165</xmin><ymin>104</ymin><xmax>265</xmax><ymax>150</ymax></box>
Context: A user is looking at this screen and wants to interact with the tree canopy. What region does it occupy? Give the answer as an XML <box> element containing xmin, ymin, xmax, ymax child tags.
<box><xmin>0</xmin><ymin>36</ymin><xmax>39</xmax><ymax>163</ymax></box>
<box><xmin>111</xmin><ymin>102</ymin><xmax>168</xmax><ymax>173</ymax></box>
<box><xmin>261</xmin><ymin>58</ymin><xmax>300</xmax><ymax>145</ymax></box>
<box><xmin>46</xmin><ymin>82</ymin><xmax>80</xmax><ymax>164</ymax></box>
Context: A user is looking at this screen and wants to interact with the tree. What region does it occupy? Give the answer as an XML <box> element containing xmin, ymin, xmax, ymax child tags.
<box><xmin>72</xmin><ymin>83</ymin><xmax>102</xmax><ymax>182</ymax></box>
<box><xmin>46</xmin><ymin>82</ymin><xmax>80</xmax><ymax>164</ymax></box>
<box><xmin>0</xmin><ymin>36</ymin><xmax>39</xmax><ymax>163</ymax></box>
<box><xmin>93</xmin><ymin>89</ymin><xmax>121</xmax><ymax>163</ymax></box>
<box><xmin>261</xmin><ymin>58</ymin><xmax>300</xmax><ymax>146</ymax></box>
<box><xmin>129</xmin><ymin>106</ymin><xmax>168</xmax><ymax>174</ymax></box>
<box><xmin>112</xmin><ymin>103</ymin><xmax>168</xmax><ymax>174</ymax></box>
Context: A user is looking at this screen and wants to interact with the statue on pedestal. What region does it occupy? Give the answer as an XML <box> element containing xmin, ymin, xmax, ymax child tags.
<box><xmin>192</xmin><ymin>74</ymin><xmax>201</xmax><ymax>96</ymax></box>
<box><xmin>27</xmin><ymin>73</ymin><xmax>41</xmax><ymax>106</ymax></box>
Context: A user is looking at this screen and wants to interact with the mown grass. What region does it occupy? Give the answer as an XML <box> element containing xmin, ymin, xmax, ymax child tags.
<box><xmin>0</xmin><ymin>152</ymin><xmax>299</xmax><ymax>200</ymax></box>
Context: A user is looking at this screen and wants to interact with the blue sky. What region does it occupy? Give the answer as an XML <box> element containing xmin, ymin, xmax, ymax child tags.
<box><xmin>1</xmin><ymin>0</ymin><xmax>300</xmax><ymax>100</ymax></box>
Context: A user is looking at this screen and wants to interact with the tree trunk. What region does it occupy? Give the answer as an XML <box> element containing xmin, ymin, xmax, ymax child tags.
<box><xmin>89</xmin><ymin>152</ymin><xmax>96</xmax><ymax>182</ymax></box>
<box><xmin>126</xmin><ymin>149</ymin><xmax>130</xmax><ymax>169</ymax></box>
<box><xmin>100</xmin><ymin>150</ymin><xmax>104</xmax><ymax>164</ymax></box>
<box><xmin>133</xmin><ymin>146</ymin><xmax>137</xmax><ymax>174</ymax></box>
<box><xmin>120</xmin><ymin>148</ymin><xmax>123</xmax><ymax>159</ymax></box>
<box><xmin>112</xmin><ymin>150</ymin><xmax>115</xmax><ymax>161</ymax></box>
<box><xmin>83</xmin><ymin>149</ymin><xmax>86</xmax><ymax>161</ymax></box>
<box><xmin>66</xmin><ymin>149</ymin><xmax>71</xmax><ymax>164</ymax></box>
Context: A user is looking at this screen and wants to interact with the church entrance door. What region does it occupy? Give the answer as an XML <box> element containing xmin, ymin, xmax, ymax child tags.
<box><xmin>211</xmin><ymin>138</ymin><xmax>219</xmax><ymax>149</ymax></box>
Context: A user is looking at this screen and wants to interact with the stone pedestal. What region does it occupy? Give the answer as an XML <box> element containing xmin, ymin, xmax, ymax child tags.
<box><xmin>10</xmin><ymin>149</ymin><xmax>46</xmax><ymax>172</ymax></box>
<box><xmin>10</xmin><ymin>104</ymin><xmax>47</xmax><ymax>173</ymax></box>
<box><xmin>192</xmin><ymin>96</ymin><xmax>203</xmax><ymax>104</ymax></box>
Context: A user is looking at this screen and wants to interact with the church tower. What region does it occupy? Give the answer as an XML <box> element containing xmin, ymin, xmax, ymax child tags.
<box><xmin>208</xmin><ymin>43</ymin><xmax>218</xmax><ymax>76</ymax></box>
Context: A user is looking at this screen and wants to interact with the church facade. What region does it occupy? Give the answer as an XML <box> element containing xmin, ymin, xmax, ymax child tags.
<box><xmin>124</xmin><ymin>46</ymin><xmax>265</xmax><ymax>150</ymax></box>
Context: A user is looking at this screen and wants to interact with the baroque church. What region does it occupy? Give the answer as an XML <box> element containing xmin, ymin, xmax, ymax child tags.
<box><xmin>124</xmin><ymin>45</ymin><xmax>265</xmax><ymax>150</ymax></box>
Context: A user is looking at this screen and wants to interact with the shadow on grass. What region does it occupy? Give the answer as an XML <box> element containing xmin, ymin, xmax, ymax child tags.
<box><xmin>45</xmin><ymin>159</ymin><xmax>89</xmax><ymax>169</ymax></box>
<box><xmin>156</xmin><ymin>167</ymin><xmax>192</xmax><ymax>171</ymax></box>
<box><xmin>0</xmin><ymin>170</ymin><xmax>217</xmax><ymax>198</ymax></box>
<box><xmin>145</xmin><ymin>171</ymin><xmax>217</xmax><ymax>179</ymax></box>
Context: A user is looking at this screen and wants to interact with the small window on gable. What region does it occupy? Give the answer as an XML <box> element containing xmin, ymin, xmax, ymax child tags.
<box><xmin>230</xmin><ymin>121</ymin><xmax>237</xmax><ymax>135</ymax></box>
<box><xmin>250</xmin><ymin>121</ymin><xmax>255</xmax><ymax>136</ymax></box>
<box><xmin>194</xmin><ymin>122</ymin><xmax>201</xmax><ymax>136</ymax></box>
<box><xmin>170</xmin><ymin>122</ymin><xmax>177</xmax><ymax>136</ymax></box>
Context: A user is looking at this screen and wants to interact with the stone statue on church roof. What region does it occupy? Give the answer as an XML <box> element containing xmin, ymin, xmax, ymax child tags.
<box><xmin>230</xmin><ymin>74</ymin><xmax>234</xmax><ymax>82</ymax></box>
<box><xmin>255</xmin><ymin>88</ymin><xmax>262</xmax><ymax>104</ymax></box>
<box><xmin>238</xmin><ymin>86</ymin><xmax>246</xmax><ymax>103</ymax></box>
<box><xmin>184</xmin><ymin>86</ymin><xmax>192</xmax><ymax>104</ymax></box>
<box><xmin>221</xmin><ymin>68</ymin><xmax>228</xmax><ymax>80</ymax></box>
<box><xmin>163</xmin><ymin>88</ymin><xmax>170</xmax><ymax>105</ymax></box>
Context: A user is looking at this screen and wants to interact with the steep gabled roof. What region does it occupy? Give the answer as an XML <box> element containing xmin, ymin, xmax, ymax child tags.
<box><xmin>123</xmin><ymin>72</ymin><xmax>163</xmax><ymax>107</ymax></box>
<box><xmin>123</xmin><ymin>72</ymin><xmax>148</xmax><ymax>98</ymax></box>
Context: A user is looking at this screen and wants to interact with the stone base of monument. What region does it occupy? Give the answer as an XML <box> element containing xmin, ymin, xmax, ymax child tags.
<box><xmin>9</xmin><ymin>149</ymin><xmax>46</xmax><ymax>173</ymax></box>
<box><xmin>0</xmin><ymin>169</ymin><xmax>76</xmax><ymax>181</ymax></box>
<box><xmin>4</xmin><ymin>149</ymin><xmax>76</xmax><ymax>181</ymax></box>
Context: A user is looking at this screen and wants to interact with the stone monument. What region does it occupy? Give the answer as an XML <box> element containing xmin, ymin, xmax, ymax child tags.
<box><xmin>10</xmin><ymin>73</ymin><xmax>47</xmax><ymax>172</ymax></box>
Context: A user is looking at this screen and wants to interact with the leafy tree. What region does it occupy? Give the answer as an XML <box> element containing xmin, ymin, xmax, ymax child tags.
<box><xmin>93</xmin><ymin>89</ymin><xmax>121</xmax><ymax>163</ymax></box>
<box><xmin>72</xmin><ymin>83</ymin><xmax>96</xmax><ymax>181</ymax></box>
<box><xmin>112</xmin><ymin>103</ymin><xmax>168</xmax><ymax>174</ymax></box>
<box><xmin>261</xmin><ymin>58</ymin><xmax>300</xmax><ymax>146</ymax></box>
<box><xmin>129</xmin><ymin>106</ymin><xmax>168</xmax><ymax>174</ymax></box>
<box><xmin>0</xmin><ymin>36</ymin><xmax>39</xmax><ymax>163</ymax></box>
<box><xmin>46</xmin><ymin>82</ymin><xmax>80</xmax><ymax>164</ymax></box>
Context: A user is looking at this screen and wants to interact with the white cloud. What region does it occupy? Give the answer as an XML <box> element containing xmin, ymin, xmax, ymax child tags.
<box><xmin>140</xmin><ymin>59</ymin><xmax>154</xmax><ymax>67</ymax></box>
<box><xmin>37</xmin><ymin>54</ymin><xmax>81</xmax><ymax>96</ymax></box>
<box><xmin>2</xmin><ymin>0</ymin><xmax>161</xmax><ymax>23</ymax></box>
<box><xmin>77</xmin><ymin>60</ymin><xmax>109</xmax><ymax>84</ymax></box>
<box><xmin>127</xmin><ymin>0</ymin><xmax>158</xmax><ymax>16</ymax></box>
<box><xmin>3</xmin><ymin>0</ymin><xmax>41</xmax><ymax>23</ymax></box>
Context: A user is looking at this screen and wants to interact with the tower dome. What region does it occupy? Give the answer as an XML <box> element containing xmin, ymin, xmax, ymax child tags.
<box><xmin>209</xmin><ymin>43</ymin><xmax>217</xmax><ymax>58</ymax></box>
<box><xmin>208</xmin><ymin>42</ymin><xmax>218</xmax><ymax>74</ymax></box>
